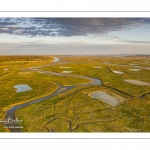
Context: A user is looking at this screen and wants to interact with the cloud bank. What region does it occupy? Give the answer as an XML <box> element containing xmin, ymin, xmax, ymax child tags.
<box><xmin>0</xmin><ymin>18</ymin><xmax>150</xmax><ymax>37</ymax></box>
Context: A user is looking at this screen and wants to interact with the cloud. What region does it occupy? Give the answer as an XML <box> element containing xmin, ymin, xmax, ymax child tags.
<box><xmin>1</xmin><ymin>28</ymin><xmax>8</xmax><ymax>31</ymax></box>
<box><xmin>0</xmin><ymin>18</ymin><xmax>150</xmax><ymax>37</ymax></box>
<box><xmin>119</xmin><ymin>40</ymin><xmax>150</xmax><ymax>44</ymax></box>
<box><xmin>0</xmin><ymin>42</ymin><xmax>150</xmax><ymax>55</ymax></box>
<box><xmin>11</xmin><ymin>25</ymin><xmax>18</xmax><ymax>29</ymax></box>
<box><xmin>111</xmin><ymin>36</ymin><xmax>120</xmax><ymax>40</ymax></box>
<box><xmin>0</xmin><ymin>21</ymin><xmax>17</xmax><ymax>26</ymax></box>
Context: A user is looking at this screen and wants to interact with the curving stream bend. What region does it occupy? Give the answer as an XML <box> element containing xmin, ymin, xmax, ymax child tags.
<box><xmin>3</xmin><ymin>58</ymin><xmax>102</xmax><ymax>132</ymax></box>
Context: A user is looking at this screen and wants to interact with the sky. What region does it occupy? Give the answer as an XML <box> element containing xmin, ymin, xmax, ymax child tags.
<box><xmin>0</xmin><ymin>18</ymin><xmax>150</xmax><ymax>55</ymax></box>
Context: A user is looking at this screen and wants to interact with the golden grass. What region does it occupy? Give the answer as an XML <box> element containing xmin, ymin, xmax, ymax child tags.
<box><xmin>1</xmin><ymin>55</ymin><xmax>150</xmax><ymax>132</ymax></box>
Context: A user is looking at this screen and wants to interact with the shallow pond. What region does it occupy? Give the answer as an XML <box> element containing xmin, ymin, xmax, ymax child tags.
<box><xmin>62</xmin><ymin>71</ymin><xmax>73</xmax><ymax>74</ymax></box>
<box><xmin>129</xmin><ymin>64</ymin><xmax>138</xmax><ymax>66</ymax></box>
<box><xmin>89</xmin><ymin>91</ymin><xmax>120</xmax><ymax>106</ymax></box>
<box><xmin>93</xmin><ymin>66</ymin><xmax>102</xmax><ymax>68</ymax></box>
<box><xmin>124</xmin><ymin>79</ymin><xmax>150</xmax><ymax>86</ymax></box>
<box><xmin>53</xmin><ymin>57</ymin><xmax>60</xmax><ymax>62</ymax></box>
<box><xmin>13</xmin><ymin>84</ymin><xmax>32</xmax><ymax>93</ymax></box>
<box><xmin>103</xmin><ymin>62</ymin><xmax>110</xmax><ymax>64</ymax></box>
<box><xmin>112</xmin><ymin>71</ymin><xmax>123</xmax><ymax>74</ymax></box>
<box><xmin>60</xmin><ymin>67</ymin><xmax>70</xmax><ymax>68</ymax></box>
<box><xmin>4</xmin><ymin>68</ymin><xmax>9</xmax><ymax>71</ymax></box>
<box><xmin>128</xmin><ymin>69</ymin><xmax>141</xmax><ymax>71</ymax></box>
<box><xmin>135</xmin><ymin>66</ymin><xmax>150</xmax><ymax>70</ymax></box>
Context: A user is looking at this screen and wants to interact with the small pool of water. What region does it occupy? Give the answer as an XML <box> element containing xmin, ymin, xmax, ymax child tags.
<box><xmin>89</xmin><ymin>91</ymin><xmax>120</xmax><ymax>106</ymax></box>
<box><xmin>124</xmin><ymin>79</ymin><xmax>150</xmax><ymax>86</ymax></box>
<box><xmin>129</xmin><ymin>64</ymin><xmax>138</xmax><ymax>66</ymax></box>
<box><xmin>60</xmin><ymin>67</ymin><xmax>70</xmax><ymax>68</ymax></box>
<box><xmin>13</xmin><ymin>84</ymin><xmax>32</xmax><ymax>93</ymax></box>
<box><xmin>112</xmin><ymin>71</ymin><xmax>123</xmax><ymax>74</ymax></box>
<box><xmin>117</xmin><ymin>64</ymin><xmax>126</xmax><ymax>66</ymax></box>
<box><xmin>128</xmin><ymin>69</ymin><xmax>141</xmax><ymax>71</ymax></box>
<box><xmin>53</xmin><ymin>57</ymin><xmax>60</xmax><ymax>62</ymax></box>
<box><xmin>93</xmin><ymin>66</ymin><xmax>102</xmax><ymax>68</ymax></box>
<box><xmin>38</xmin><ymin>71</ymin><xmax>46</xmax><ymax>74</ymax></box>
<box><xmin>62</xmin><ymin>71</ymin><xmax>73</xmax><ymax>74</ymax></box>
<box><xmin>103</xmin><ymin>62</ymin><xmax>110</xmax><ymax>64</ymax></box>
<box><xmin>135</xmin><ymin>66</ymin><xmax>150</xmax><ymax>70</ymax></box>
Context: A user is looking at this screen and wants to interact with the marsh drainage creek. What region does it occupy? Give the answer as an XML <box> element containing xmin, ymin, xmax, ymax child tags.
<box><xmin>3</xmin><ymin>58</ymin><xmax>103</xmax><ymax>132</ymax></box>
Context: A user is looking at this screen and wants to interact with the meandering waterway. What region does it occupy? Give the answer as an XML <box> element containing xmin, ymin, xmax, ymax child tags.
<box><xmin>3</xmin><ymin>58</ymin><xmax>102</xmax><ymax>132</ymax></box>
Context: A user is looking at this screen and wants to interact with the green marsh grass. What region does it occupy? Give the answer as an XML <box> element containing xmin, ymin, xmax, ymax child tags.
<box><xmin>1</xmin><ymin>56</ymin><xmax>150</xmax><ymax>132</ymax></box>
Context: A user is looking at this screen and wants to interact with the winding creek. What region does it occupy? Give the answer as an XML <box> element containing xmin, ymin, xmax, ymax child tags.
<box><xmin>3</xmin><ymin>58</ymin><xmax>102</xmax><ymax>132</ymax></box>
<box><xmin>4</xmin><ymin>57</ymin><xmax>149</xmax><ymax>132</ymax></box>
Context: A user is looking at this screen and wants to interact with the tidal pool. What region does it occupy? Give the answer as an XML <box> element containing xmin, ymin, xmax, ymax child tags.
<box><xmin>19</xmin><ymin>72</ymin><xmax>32</xmax><ymax>74</ymax></box>
<box><xmin>129</xmin><ymin>64</ymin><xmax>138</xmax><ymax>66</ymax></box>
<box><xmin>117</xmin><ymin>64</ymin><xmax>126</xmax><ymax>66</ymax></box>
<box><xmin>13</xmin><ymin>84</ymin><xmax>32</xmax><ymax>93</ymax></box>
<box><xmin>62</xmin><ymin>71</ymin><xmax>73</xmax><ymax>74</ymax></box>
<box><xmin>30</xmin><ymin>67</ymin><xmax>38</xmax><ymax>69</ymax></box>
<box><xmin>4</xmin><ymin>68</ymin><xmax>9</xmax><ymax>71</ymax></box>
<box><xmin>103</xmin><ymin>62</ymin><xmax>110</xmax><ymax>64</ymax></box>
<box><xmin>135</xmin><ymin>66</ymin><xmax>150</xmax><ymax>70</ymax></box>
<box><xmin>38</xmin><ymin>71</ymin><xmax>46</xmax><ymax>74</ymax></box>
<box><xmin>124</xmin><ymin>79</ymin><xmax>150</xmax><ymax>86</ymax></box>
<box><xmin>93</xmin><ymin>66</ymin><xmax>102</xmax><ymax>68</ymax></box>
<box><xmin>112</xmin><ymin>71</ymin><xmax>123</xmax><ymax>74</ymax></box>
<box><xmin>60</xmin><ymin>67</ymin><xmax>70</xmax><ymax>68</ymax></box>
<box><xmin>89</xmin><ymin>91</ymin><xmax>120</xmax><ymax>106</ymax></box>
<box><xmin>128</xmin><ymin>69</ymin><xmax>141</xmax><ymax>71</ymax></box>
<box><xmin>53</xmin><ymin>57</ymin><xmax>60</xmax><ymax>62</ymax></box>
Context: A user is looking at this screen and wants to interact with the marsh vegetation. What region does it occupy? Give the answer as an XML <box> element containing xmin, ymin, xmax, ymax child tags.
<box><xmin>1</xmin><ymin>55</ymin><xmax>150</xmax><ymax>132</ymax></box>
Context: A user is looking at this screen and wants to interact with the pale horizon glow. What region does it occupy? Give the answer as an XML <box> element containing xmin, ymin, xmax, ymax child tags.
<box><xmin>0</xmin><ymin>18</ymin><xmax>150</xmax><ymax>55</ymax></box>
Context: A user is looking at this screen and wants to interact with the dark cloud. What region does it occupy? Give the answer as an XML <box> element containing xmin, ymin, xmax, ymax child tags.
<box><xmin>0</xmin><ymin>18</ymin><xmax>150</xmax><ymax>37</ymax></box>
<box><xmin>46</xmin><ymin>18</ymin><xmax>149</xmax><ymax>36</ymax></box>
<box><xmin>0</xmin><ymin>21</ymin><xmax>17</xmax><ymax>26</ymax></box>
